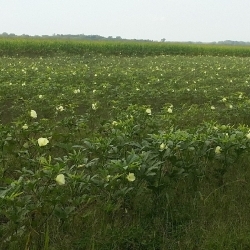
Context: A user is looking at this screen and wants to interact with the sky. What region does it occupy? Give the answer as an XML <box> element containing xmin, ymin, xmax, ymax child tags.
<box><xmin>1</xmin><ymin>0</ymin><xmax>250</xmax><ymax>42</ymax></box>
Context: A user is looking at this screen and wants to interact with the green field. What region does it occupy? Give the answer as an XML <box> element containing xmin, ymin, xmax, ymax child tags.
<box><xmin>1</xmin><ymin>39</ymin><xmax>250</xmax><ymax>249</ymax></box>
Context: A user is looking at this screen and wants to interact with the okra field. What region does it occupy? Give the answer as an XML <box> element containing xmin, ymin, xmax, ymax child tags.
<box><xmin>1</xmin><ymin>39</ymin><xmax>250</xmax><ymax>249</ymax></box>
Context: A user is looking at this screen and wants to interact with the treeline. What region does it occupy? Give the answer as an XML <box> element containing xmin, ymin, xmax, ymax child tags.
<box><xmin>1</xmin><ymin>32</ymin><xmax>250</xmax><ymax>45</ymax></box>
<box><xmin>0</xmin><ymin>32</ymin><xmax>152</xmax><ymax>42</ymax></box>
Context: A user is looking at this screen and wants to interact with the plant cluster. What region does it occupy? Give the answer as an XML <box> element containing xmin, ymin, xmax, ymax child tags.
<box><xmin>1</xmin><ymin>42</ymin><xmax>250</xmax><ymax>249</ymax></box>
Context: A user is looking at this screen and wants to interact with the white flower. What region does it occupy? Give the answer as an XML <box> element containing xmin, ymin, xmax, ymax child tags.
<box><xmin>215</xmin><ymin>146</ymin><xmax>222</xmax><ymax>154</ymax></box>
<box><xmin>211</xmin><ymin>106</ymin><xmax>215</xmax><ymax>110</ymax></box>
<box><xmin>55</xmin><ymin>174</ymin><xmax>65</xmax><ymax>185</ymax></box>
<box><xmin>160</xmin><ymin>143</ymin><xmax>166</xmax><ymax>150</ymax></box>
<box><xmin>56</xmin><ymin>105</ymin><xmax>64</xmax><ymax>112</ymax></box>
<box><xmin>222</xmin><ymin>97</ymin><xmax>227</xmax><ymax>102</ymax></box>
<box><xmin>30</xmin><ymin>110</ymin><xmax>37</xmax><ymax>118</ymax></box>
<box><xmin>126</xmin><ymin>173</ymin><xmax>135</xmax><ymax>182</ymax></box>
<box><xmin>246</xmin><ymin>133</ymin><xmax>250</xmax><ymax>139</ymax></box>
<box><xmin>22</xmin><ymin>124</ymin><xmax>28</xmax><ymax>130</ymax></box>
<box><xmin>112</xmin><ymin>121</ymin><xmax>118</xmax><ymax>126</ymax></box>
<box><xmin>37</xmin><ymin>137</ymin><xmax>49</xmax><ymax>147</ymax></box>
<box><xmin>93</xmin><ymin>89</ymin><xmax>96</xmax><ymax>93</ymax></box>
<box><xmin>167</xmin><ymin>107</ymin><xmax>173</xmax><ymax>113</ymax></box>
<box><xmin>74</xmin><ymin>89</ymin><xmax>80</xmax><ymax>94</ymax></box>
<box><xmin>146</xmin><ymin>108</ymin><xmax>152</xmax><ymax>115</ymax></box>
<box><xmin>92</xmin><ymin>103</ymin><xmax>98</xmax><ymax>110</ymax></box>
<box><xmin>229</xmin><ymin>104</ymin><xmax>233</xmax><ymax>109</ymax></box>
<box><xmin>38</xmin><ymin>95</ymin><xmax>43</xmax><ymax>99</ymax></box>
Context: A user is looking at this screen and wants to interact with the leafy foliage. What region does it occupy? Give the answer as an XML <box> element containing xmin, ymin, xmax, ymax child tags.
<box><xmin>1</xmin><ymin>40</ymin><xmax>250</xmax><ymax>249</ymax></box>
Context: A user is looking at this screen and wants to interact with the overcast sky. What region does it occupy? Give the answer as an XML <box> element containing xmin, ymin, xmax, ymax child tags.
<box><xmin>1</xmin><ymin>0</ymin><xmax>250</xmax><ymax>42</ymax></box>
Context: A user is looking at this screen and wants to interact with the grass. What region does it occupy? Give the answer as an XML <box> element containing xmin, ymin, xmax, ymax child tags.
<box><xmin>1</xmin><ymin>39</ymin><xmax>250</xmax><ymax>249</ymax></box>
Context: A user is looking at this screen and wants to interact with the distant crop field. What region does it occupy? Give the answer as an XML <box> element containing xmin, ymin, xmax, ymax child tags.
<box><xmin>1</xmin><ymin>39</ymin><xmax>250</xmax><ymax>249</ymax></box>
<box><xmin>1</xmin><ymin>37</ymin><xmax>250</xmax><ymax>56</ymax></box>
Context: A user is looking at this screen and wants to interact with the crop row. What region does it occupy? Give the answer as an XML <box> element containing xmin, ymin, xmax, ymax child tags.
<box><xmin>1</xmin><ymin>38</ymin><xmax>250</xmax><ymax>57</ymax></box>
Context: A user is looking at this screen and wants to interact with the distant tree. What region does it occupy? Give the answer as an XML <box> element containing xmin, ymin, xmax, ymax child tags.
<box><xmin>161</xmin><ymin>38</ymin><xmax>166</xmax><ymax>42</ymax></box>
<box><xmin>1</xmin><ymin>32</ymin><xmax>8</xmax><ymax>37</ymax></box>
